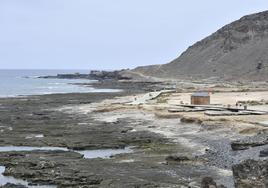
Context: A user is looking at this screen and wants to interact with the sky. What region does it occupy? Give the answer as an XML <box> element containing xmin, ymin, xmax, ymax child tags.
<box><xmin>0</xmin><ymin>0</ymin><xmax>268</xmax><ymax>70</ymax></box>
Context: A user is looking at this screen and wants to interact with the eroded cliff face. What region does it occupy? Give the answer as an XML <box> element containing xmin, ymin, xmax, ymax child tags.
<box><xmin>132</xmin><ymin>10</ymin><xmax>268</xmax><ymax>81</ymax></box>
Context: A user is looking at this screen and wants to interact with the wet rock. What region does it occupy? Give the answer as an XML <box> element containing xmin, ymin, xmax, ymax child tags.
<box><xmin>180</xmin><ymin>117</ymin><xmax>202</xmax><ymax>124</ymax></box>
<box><xmin>147</xmin><ymin>126</ymin><xmax>156</xmax><ymax>128</ymax></box>
<box><xmin>260</xmin><ymin>148</ymin><xmax>268</xmax><ymax>157</ymax></box>
<box><xmin>165</xmin><ymin>155</ymin><xmax>191</xmax><ymax>164</ymax></box>
<box><xmin>232</xmin><ymin>159</ymin><xmax>268</xmax><ymax>188</ymax></box>
<box><xmin>201</xmin><ymin>177</ymin><xmax>227</xmax><ymax>188</ymax></box>
<box><xmin>36</xmin><ymin>160</ymin><xmax>56</xmax><ymax>169</ymax></box>
<box><xmin>0</xmin><ymin>183</ymin><xmax>27</xmax><ymax>188</ymax></box>
<box><xmin>231</xmin><ymin>140</ymin><xmax>268</xmax><ymax>150</ymax></box>
<box><xmin>231</xmin><ymin>142</ymin><xmax>251</xmax><ymax>150</ymax></box>
<box><xmin>120</xmin><ymin>127</ymin><xmax>133</xmax><ymax>133</ymax></box>
<box><xmin>201</xmin><ymin>177</ymin><xmax>217</xmax><ymax>188</ymax></box>
<box><xmin>231</xmin><ymin>134</ymin><xmax>268</xmax><ymax>150</ymax></box>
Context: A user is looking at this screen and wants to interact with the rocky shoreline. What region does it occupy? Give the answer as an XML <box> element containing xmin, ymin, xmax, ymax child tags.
<box><xmin>38</xmin><ymin>70</ymin><xmax>130</xmax><ymax>81</ymax></box>
<box><xmin>0</xmin><ymin>79</ymin><xmax>267</xmax><ymax>188</ymax></box>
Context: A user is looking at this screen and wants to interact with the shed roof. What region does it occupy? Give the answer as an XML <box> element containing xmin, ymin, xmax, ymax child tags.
<box><xmin>191</xmin><ymin>92</ymin><xmax>210</xmax><ymax>97</ymax></box>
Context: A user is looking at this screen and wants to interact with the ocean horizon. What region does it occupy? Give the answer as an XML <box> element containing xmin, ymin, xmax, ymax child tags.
<box><xmin>0</xmin><ymin>69</ymin><xmax>118</xmax><ymax>97</ymax></box>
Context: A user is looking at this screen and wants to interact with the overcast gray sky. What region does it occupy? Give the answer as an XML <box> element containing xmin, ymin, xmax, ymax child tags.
<box><xmin>0</xmin><ymin>0</ymin><xmax>268</xmax><ymax>70</ymax></box>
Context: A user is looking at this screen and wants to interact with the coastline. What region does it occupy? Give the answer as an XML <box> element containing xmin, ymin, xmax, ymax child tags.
<box><xmin>0</xmin><ymin>78</ymin><xmax>267</xmax><ymax>187</ymax></box>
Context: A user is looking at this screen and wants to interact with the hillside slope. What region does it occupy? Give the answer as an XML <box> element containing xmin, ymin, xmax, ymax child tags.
<box><xmin>132</xmin><ymin>11</ymin><xmax>268</xmax><ymax>81</ymax></box>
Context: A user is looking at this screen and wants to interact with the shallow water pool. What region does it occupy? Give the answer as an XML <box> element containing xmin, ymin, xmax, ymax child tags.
<box><xmin>0</xmin><ymin>146</ymin><xmax>133</xmax><ymax>187</ymax></box>
<box><xmin>0</xmin><ymin>146</ymin><xmax>133</xmax><ymax>159</ymax></box>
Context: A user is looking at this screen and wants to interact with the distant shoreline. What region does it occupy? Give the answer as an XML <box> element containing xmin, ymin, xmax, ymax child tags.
<box><xmin>0</xmin><ymin>70</ymin><xmax>124</xmax><ymax>98</ymax></box>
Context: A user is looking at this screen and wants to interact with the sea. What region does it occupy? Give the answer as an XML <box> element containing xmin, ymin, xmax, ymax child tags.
<box><xmin>0</xmin><ymin>69</ymin><xmax>118</xmax><ymax>97</ymax></box>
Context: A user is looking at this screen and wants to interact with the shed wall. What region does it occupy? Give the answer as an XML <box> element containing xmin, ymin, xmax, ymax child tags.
<box><xmin>191</xmin><ymin>96</ymin><xmax>210</xmax><ymax>105</ymax></box>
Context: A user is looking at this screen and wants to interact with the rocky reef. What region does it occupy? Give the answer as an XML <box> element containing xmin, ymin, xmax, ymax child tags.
<box><xmin>39</xmin><ymin>70</ymin><xmax>131</xmax><ymax>81</ymax></box>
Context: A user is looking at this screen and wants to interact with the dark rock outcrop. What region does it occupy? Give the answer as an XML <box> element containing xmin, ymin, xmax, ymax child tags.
<box><xmin>39</xmin><ymin>70</ymin><xmax>132</xmax><ymax>81</ymax></box>
<box><xmin>201</xmin><ymin>177</ymin><xmax>226</xmax><ymax>188</ymax></box>
<box><xmin>89</xmin><ymin>70</ymin><xmax>131</xmax><ymax>80</ymax></box>
<box><xmin>231</xmin><ymin>134</ymin><xmax>268</xmax><ymax>150</ymax></box>
<box><xmin>231</xmin><ymin>140</ymin><xmax>268</xmax><ymax>150</ymax></box>
<box><xmin>165</xmin><ymin>155</ymin><xmax>191</xmax><ymax>164</ymax></box>
<box><xmin>232</xmin><ymin>159</ymin><xmax>268</xmax><ymax>188</ymax></box>
<box><xmin>0</xmin><ymin>184</ymin><xmax>27</xmax><ymax>188</ymax></box>
<box><xmin>39</xmin><ymin>73</ymin><xmax>91</xmax><ymax>79</ymax></box>
<box><xmin>260</xmin><ymin>148</ymin><xmax>268</xmax><ymax>157</ymax></box>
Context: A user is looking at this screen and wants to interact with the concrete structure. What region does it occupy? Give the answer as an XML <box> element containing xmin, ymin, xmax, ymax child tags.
<box><xmin>191</xmin><ymin>92</ymin><xmax>210</xmax><ymax>105</ymax></box>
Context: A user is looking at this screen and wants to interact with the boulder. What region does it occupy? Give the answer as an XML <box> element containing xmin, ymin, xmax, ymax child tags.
<box><xmin>231</xmin><ymin>134</ymin><xmax>268</xmax><ymax>150</ymax></box>
<box><xmin>201</xmin><ymin>177</ymin><xmax>227</xmax><ymax>188</ymax></box>
<box><xmin>232</xmin><ymin>159</ymin><xmax>268</xmax><ymax>188</ymax></box>
<box><xmin>260</xmin><ymin>148</ymin><xmax>268</xmax><ymax>157</ymax></box>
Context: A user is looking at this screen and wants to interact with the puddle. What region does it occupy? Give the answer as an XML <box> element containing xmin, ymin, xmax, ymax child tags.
<box><xmin>0</xmin><ymin>166</ymin><xmax>55</xmax><ymax>188</ymax></box>
<box><xmin>76</xmin><ymin>147</ymin><xmax>133</xmax><ymax>159</ymax></box>
<box><xmin>0</xmin><ymin>146</ymin><xmax>133</xmax><ymax>159</ymax></box>
<box><xmin>0</xmin><ymin>146</ymin><xmax>133</xmax><ymax>187</ymax></box>
<box><xmin>26</xmin><ymin>134</ymin><xmax>45</xmax><ymax>139</ymax></box>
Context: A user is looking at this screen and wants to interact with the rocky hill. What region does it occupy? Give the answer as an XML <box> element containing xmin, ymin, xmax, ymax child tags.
<box><xmin>131</xmin><ymin>10</ymin><xmax>268</xmax><ymax>82</ymax></box>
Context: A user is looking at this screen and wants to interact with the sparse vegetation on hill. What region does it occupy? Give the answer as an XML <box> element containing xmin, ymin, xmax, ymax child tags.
<box><xmin>130</xmin><ymin>10</ymin><xmax>268</xmax><ymax>82</ymax></box>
